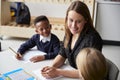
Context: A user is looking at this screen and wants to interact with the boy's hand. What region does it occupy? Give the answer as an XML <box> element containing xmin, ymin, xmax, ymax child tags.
<box><xmin>30</xmin><ymin>55</ymin><xmax>45</xmax><ymax>63</ymax></box>
<box><xmin>15</xmin><ymin>53</ymin><xmax>22</xmax><ymax>60</ymax></box>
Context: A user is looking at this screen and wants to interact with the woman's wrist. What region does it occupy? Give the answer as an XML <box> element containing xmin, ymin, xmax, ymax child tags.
<box><xmin>56</xmin><ymin>69</ymin><xmax>63</xmax><ymax>76</ymax></box>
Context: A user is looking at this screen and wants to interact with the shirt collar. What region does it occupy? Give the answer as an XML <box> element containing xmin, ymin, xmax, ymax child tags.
<box><xmin>40</xmin><ymin>34</ymin><xmax>51</xmax><ymax>43</ymax></box>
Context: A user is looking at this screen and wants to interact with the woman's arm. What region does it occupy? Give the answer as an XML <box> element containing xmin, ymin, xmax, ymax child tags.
<box><xmin>41</xmin><ymin>67</ymin><xmax>80</xmax><ymax>78</ymax></box>
<box><xmin>41</xmin><ymin>54</ymin><xmax>66</xmax><ymax>78</ymax></box>
<box><xmin>51</xmin><ymin>54</ymin><xmax>66</xmax><ymax>68</ymax></box>
<box><xmin>41</xmin><ymin>54</ymin><xmax>66</xmax><ymax>74</ymax></box>
<box><xmin>58</xmin><ymin>69</ymin><xmax>80</xmax><ymax>78</ymax></box>
<box><xmin>41</xmin><ymin>55</ymin><xmax>80</xmax><ymax>78</ymax></box>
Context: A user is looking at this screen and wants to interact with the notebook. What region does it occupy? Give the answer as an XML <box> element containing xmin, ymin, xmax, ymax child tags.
<box><xmin>3</xmin><ymin>68</ymin><xmax>36</xmax><ymax>80</ymax></box>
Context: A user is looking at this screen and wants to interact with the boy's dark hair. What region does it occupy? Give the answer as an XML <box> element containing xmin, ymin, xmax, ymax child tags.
<box><xmin>34</xmin><ymin>15</ymin><xmax>49</xmax><ymax>25</ymax></box>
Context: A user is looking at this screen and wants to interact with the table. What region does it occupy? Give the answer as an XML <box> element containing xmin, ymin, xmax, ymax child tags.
<box><xmin>0</xmin><ymin>49</ymin><xmax>79</xmax><ymax>80</ymax></box>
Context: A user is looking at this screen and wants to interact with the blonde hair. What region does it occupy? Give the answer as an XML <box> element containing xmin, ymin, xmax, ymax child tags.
<box><xmin>76</xmin><ymin>48</ymin><xmax>107</xmax><ymax>80</ymax></box>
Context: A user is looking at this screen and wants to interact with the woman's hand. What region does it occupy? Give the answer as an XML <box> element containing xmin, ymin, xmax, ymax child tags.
<box><xmin>30</xmin><ymin>55</ymin><xmax>45</xmax><ymax>63</ymax></box>
<box><xmin>41</xmin><ymin>66</ymin><xmax>60</xmax><ymax>78</ymax></box>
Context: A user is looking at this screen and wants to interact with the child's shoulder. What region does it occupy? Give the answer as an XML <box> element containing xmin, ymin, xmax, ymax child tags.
<box><xmin>51</xmin><ymin>33</ymin><xmax>60</xmax><ymax>40</ymax></box>
<box><xmin>31</xmin><ymin>34</ymin><xmax>40</xmax><ymax>38</ymax></box>
<box><xmin>51</xmin><ymin>33</ymin><xmax>58</xmax><ymax>38</ymax></box>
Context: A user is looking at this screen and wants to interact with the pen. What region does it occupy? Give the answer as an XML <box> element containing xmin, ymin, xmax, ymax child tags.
<box><xmin>9</xmin><ymin>47</ymin><xmax>17</xmax><ymax>55</ymax></box>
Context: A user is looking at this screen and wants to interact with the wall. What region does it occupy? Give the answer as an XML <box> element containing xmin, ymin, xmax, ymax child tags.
<box><xmin>10</xmin><ymin>0</ymin><xmax>95</xmax><ymax>19</ymax></box>
<box><xmin>95</xmin><ymin>0</ymin><xmax>120</xmax><ymax>42</ymax></box>
<box><xmin>25</xmin><ymin>2</ymin><xmax>68</xmax><ymax>18</ymax></box>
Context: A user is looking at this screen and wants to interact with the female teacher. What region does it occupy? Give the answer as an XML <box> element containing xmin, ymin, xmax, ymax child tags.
<box><xmin>41</xmin><ymin>0</ymin><xmax>103</xmax><ymax>79</ymax></box>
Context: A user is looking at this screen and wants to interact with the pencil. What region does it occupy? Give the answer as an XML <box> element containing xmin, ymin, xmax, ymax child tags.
<box><xmin>9</xmin><ymin>47</ymin><xmax>17</xmax><ymax>55</ymax></box>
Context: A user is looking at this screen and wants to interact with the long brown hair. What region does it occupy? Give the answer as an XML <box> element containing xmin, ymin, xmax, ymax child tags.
<box><xmin>64</xmin><ymin>0</ymin><xmax>94</xmax><ymax>48</ymax></box>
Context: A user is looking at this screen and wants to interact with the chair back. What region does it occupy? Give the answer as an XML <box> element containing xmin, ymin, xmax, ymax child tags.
<box><xmin>106</xmin><ymin>59</ymin><xmax>119</xmax><ymax>80</ymax></box>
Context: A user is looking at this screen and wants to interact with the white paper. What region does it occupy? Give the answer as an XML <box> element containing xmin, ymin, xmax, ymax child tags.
<box><xmin>33</xmin><ymin>65</ymin><xmax>76</xmax><ymax>80</ymax></box>
<box><xmin>11</xmin><ymin>49</ymin><xmax>46</xmax><ymax>63</ymax></box>
<box><xmin>22</xmin><ymin>49</ymin><xmax>46</xmax><ymax>62</ymax></box>
<box><xmin>33</xmin><ymin>69</ymin><xmax>62</xmax><ymax>80</ymax></box>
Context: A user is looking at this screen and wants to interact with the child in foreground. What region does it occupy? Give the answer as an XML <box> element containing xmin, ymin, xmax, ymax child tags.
<box><xmin>76</xmin><ymin>48</ymin><xmax>107</xmax><ymax>80</ymax></box>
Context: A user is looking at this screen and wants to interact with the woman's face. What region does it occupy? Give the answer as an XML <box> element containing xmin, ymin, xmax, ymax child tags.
<box><xmin>67</xmin><ymin>11</ymin><xmax>86</xmax><ymax>35</ymax></box>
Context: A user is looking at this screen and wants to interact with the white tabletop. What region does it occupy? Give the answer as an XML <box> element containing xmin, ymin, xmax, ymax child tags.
<box><xmin>0</xmin><ymin>49</ymin><xmax>79</xmax><ymax>80</ymax></box>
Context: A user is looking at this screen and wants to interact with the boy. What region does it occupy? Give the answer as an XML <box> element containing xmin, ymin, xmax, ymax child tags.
<box><xmin>15</xmin><ymin>15</ymin><xmax>60</xmax><ymax>62</ymax></box>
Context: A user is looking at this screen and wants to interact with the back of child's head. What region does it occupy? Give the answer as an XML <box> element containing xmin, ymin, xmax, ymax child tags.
<box><xmin>76</xmin><ymin>47</ymin><xmax>107</xmax><ymax>80</ymax></box>
<box><xmin>34</xmin><ymin>15</ymin><xmax>49</xmax><ymax>25</ymax></box>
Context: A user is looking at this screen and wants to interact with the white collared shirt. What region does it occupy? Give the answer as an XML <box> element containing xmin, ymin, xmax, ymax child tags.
<box><xmin>40</xmin><ymin>34</ymin><xmax>51</xmax><ymax>43</ymax></box>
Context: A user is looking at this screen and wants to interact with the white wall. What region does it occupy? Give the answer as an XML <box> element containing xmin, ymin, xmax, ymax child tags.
<box><xmin>10</xmin><ymin>1</ymin><xmax>94</xmax><ymax>18</ymax></box>
<box><xmin>95</xmin><ymin>0</ymin><xmax>120</xmax><ymax>41</ymax></box>
<box><xmin>25</xmin><ymin>2</ymin><xmax>69</xmax><ymax>18</ymax></box>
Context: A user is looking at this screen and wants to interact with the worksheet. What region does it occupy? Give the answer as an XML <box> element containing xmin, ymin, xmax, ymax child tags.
<box><xmin>33</xmin><ymin>68</ymin><xmax>62</xmax><ymax>80</ymax></box>
<box><xmin>33</xmin><ymin>65</ymin><xmax>78</xmax><ymax>80</ymax></box>
<box><xmin>3</xmin><ymin>68</ymin><xmax>35</xmax><ymax>80</ymax></box>
<box><xmin>10</xmin><ymin>48</ymin><xmax>46</xmax><ymax>62</ymax></box>
<box><xmin>22</xmin><ymin>49</ymin><xmax>46</xmax><ymax>62</ymax></box>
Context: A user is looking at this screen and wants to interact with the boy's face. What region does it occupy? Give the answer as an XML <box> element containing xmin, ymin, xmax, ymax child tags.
<box><xmin>35</xmin><ymin>21</ymin><xmax>51</xmax><ymax>37</ymax></box>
